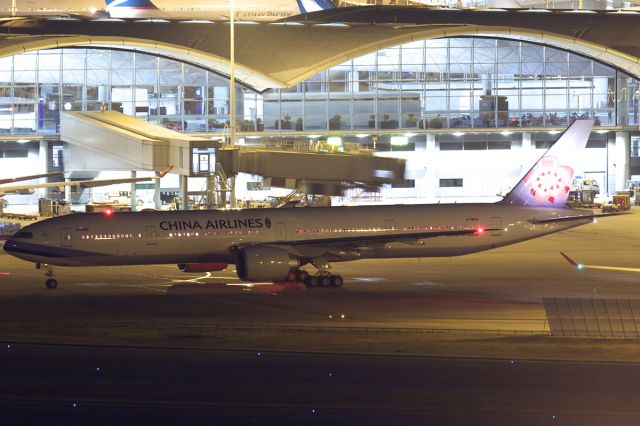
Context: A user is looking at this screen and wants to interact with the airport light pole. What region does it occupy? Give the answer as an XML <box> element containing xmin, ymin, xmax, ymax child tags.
<box><xmin>228</xmin><ymin>0</ymin><xmax>237</xmax><ymax>208</ymax></box>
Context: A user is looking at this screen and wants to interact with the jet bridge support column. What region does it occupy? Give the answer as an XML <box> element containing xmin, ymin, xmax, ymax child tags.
<box><xmin>180</xmin><ymin>175</ymin><xmax>188</xmax><ymax>210</ymax></box>
<box><xmin>154</xmin><ymin>171</ymin><xmax>161</xmax><ymax>210</ymax></box>
<box><xmin>64</xmin><ymin>177</ymin><xmax>71</xmax><ymax>203</ymax></box>
<box><xmin>130</xmin><ymin>171</ymin><xmax>137</xmax><ymax>212</ymax></box>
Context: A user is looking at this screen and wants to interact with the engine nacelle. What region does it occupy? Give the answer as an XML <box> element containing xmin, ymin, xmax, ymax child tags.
<box><xmin>177</xmin><ymin>262</ymin><xmax>228</xmax><ymax>273</ymax></box>
<box><xmin>236</xmin><ymin>246</ymin><xmax>299</xmax><ymax>281</ymax></box>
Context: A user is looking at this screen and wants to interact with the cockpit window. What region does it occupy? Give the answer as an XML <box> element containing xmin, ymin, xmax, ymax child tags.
<box><xmin>14</xmin><ymin>231</ymin><xmax>33</xmax><ymax>239</ymax></box>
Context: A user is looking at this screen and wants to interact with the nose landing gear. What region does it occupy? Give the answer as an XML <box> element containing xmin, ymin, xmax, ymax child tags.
<box><xmin>38</xmin><ymin>263</ymin><xmax>58</xmax><ymax>289</ymax></box>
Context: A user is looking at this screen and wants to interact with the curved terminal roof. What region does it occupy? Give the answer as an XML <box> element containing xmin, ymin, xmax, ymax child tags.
<box><xmin>0</xmin><ymin>7</ymin><xmax>640</xmax><ymax>91</ymax></box>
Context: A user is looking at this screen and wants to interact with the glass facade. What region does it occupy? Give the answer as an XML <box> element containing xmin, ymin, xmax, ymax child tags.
<box><xmin>264</xmin><ymin>38</ymin><xmax>639</xmax><ymax>132</ymax></box>
<box><xmin>0</xmin><ymin>48</ymin><xmax>255</xmax><ymax>135</ymax></box>
<box><xmin>0</xmin><ymin>37</ymin><xmax>637</xmax><ymax>137</ymax></box>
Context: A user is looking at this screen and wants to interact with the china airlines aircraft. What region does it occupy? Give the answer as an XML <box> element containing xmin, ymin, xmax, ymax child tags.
<box><xmin>0</xmin><ymin>167</ymin><xmax>172</xmax><ymax>198</ymax></box>
<box><xmin>103</xmin><ymin>0</ymin><xmax>335</xmax><ymax>20</ymax></box>
<box><xmin>4</xmin><ymin>120</ymin><xmax>611</xmax><ymax>289</ymax></box>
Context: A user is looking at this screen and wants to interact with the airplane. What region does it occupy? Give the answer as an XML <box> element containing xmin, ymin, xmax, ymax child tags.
<box><xmin>3</xmin><ymin>119</ymin><xmax>617</xmax><ymax>290</ymax></box>
<box><xmin>560</xmin><ymin>252</ymin><xmax>640</xmax><ymax>274</ymax></box>
<box><xmin>0</xmin><ymin>172</ymin><xmax>63</xmax><ymax>186</ymax></box>
<box><xmin>103</xmin><ymin>0</ymin><xmax>336</xmax><ymax>20</ymax></box>
<box><xmin>0</xmin><ymin>167</ymin><xmax>173</xmax><ymax>197</ymax></box>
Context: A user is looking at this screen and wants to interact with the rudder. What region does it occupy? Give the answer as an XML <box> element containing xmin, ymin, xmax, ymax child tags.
<box><xmin>501</xmin><ymin>119</ymin><xmax>594</xmax><ymax>207</ymax></box>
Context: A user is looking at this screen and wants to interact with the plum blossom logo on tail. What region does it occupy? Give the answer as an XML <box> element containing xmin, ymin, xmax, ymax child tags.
<box><xmin>522</xmin><ymin>155</ymin><xmax>573</xmax><ymax>205</ymax></box>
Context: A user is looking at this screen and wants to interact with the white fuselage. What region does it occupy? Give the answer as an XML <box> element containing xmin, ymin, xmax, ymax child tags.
<box><xmin>3</xmin><ymin>203</ymin><xmax>591</xmax><ymax>267</ymax></box>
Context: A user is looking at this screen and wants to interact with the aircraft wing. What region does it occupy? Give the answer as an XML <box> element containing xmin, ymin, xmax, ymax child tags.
<box><xmin>0</xmin><ymin>177</ymin><xmax>153</xmax><ymax>196</ymax></box>
<box><xmin>560</xmin><ymin>252</ymin><xmax>640</xmax><ymax>273</ymax></box>
<box><xmin>0</xmin><ymin>172</ymin><xmax>63</xmax><ymax>185</ymax></box>
<box><xmin>234</xmin><ymin>226</ymin><xmax>498</xmax><ymax>261</ymax></box>
<box><xmin>528</xmin><ymin>211</ymin><xmax>627</xmax><ymax>225</ymax></box>
<box><xmin>282</xmin><ymin>227</ymin><xmax>493</xmax><ymax>247</ymax></box>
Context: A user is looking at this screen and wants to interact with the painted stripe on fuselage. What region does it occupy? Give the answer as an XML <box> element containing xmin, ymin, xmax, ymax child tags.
<box><xmin>3</xmin><ymin>241</ymin><xmax>107</xmax><ymax>259</ymax></box>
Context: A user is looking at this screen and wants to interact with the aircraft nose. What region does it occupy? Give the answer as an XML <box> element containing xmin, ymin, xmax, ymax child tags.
<box><xmin>3</xmin><ymin>236</ymin><xmax>20</xmax><ymax>254</ymax></box>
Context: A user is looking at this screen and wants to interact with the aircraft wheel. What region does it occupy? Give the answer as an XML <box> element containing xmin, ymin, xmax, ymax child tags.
<box><xmin>320</xmin><ymin>276</ymin><xmax>332</xmax><ymax>287</ymax></box>
<box><xmin>330</xmin><ymin>275</ymin><xmax>344</xmax><ymax>287</ymax></box>
<box><xmin>304</xmin><ymin>276</ymin><xmax>319</xmax><ymax>288</ymax></box>
<box><xmin>45</xmin><ymin>279</ymin><xmax>58</xmax><ymax>289</ymax></box>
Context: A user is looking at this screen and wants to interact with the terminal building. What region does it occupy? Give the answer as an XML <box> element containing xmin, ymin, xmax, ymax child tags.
<box><xmin>0</xmin><ymin>9</ymin><xmax>638</xmax><ymax>207</ymax></box>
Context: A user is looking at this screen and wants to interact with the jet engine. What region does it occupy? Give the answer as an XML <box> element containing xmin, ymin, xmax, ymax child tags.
<box><xmin>236</xmin><ymin>246</ymin><xmax>300</xmax><ymax>281</ymax></box>
<box><xmin>177</xmin><ymin>262</ymin><xmax>228</xmax><ymax>272</ymax></box>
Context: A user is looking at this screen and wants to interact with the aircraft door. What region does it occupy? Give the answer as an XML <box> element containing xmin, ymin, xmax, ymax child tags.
<box><xmin>60</xmin><ymin>228</ymin><xmax>72</xmax><ymax>247</ymax></box>
<box><xmin>146</xmin><ymin>225</ymin><xmax>157</xmax><ymax>245</ymax></box>
<box><xmin>491</xmin><ymin>217</ymin><xmax>502</xmax><ymax>236</ymax></box>
<box><xmin>275</xmin><ymin>222</ymin><xmax>286</xmax><ymax>241</ymax></box>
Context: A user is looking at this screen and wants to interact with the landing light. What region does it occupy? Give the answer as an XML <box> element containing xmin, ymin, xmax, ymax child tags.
<box><xmin>577</xmin><ymin>264</ymin><xmax>584</xmax><ymax>270</ymax></box>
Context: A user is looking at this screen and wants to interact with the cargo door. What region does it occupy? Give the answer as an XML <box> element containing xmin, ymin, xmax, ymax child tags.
<box><xmin>491</xmin><ymin>217</ymin><xmax>502</xmax><ymax>236</ymax></box>
<box><xmin>60</xmin><ymin>228</ymin><xmax>72</xmax><ymax>247</ymax></box>
<box><xmin>146</xmin><ymin>225</ymin><xmax>157</xmax><ymax>245</ymax></box>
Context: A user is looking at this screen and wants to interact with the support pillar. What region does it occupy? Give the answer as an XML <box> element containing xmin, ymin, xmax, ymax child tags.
<box><xmin>130</xmin><ymin>171</ymin><xmax>137</xmax><ymax>212</ymax></box>
<box><xmin>520</xmin><ymin>132</ymin><xmax>534</xmax><ymax>178</ymax></box>
<box><xmin>154</xmin><ymin>171</ymin><xmax>161</xmax><ymax>210</ymax></box>
<box><xmin>38</xmin><ymin>140</ymin><xmax>49</xmax><ymax>199</ymax></box>
<box><xmin>521</xmin><ymin>131</ymin><xmax>533</xmax><ymax>150</ymax></box>
<box><xmin>230</xmin><ymin>176</ymin><xmax>236</xmax><ymax>208</ymax></box>
<box><xmin>38</xmin><ymin>140</ymin><xmax>49</xmax><ymax>172</ymax></box>
<box><xmin>424</xmin><ymin>133</ymin><xmax>437</xmax><ymax>201</ymax></box>
<box><xmin>615</xmin><ymin>131</ymin><xmax>630</xmax><ymax>193</ymax></box>
<box><xmin>180</xmin><ymin>174</ymin><xmax>188</xmax><ymax>210</ymax></box>
<box><xmin>64</xmin><ymin>177</ymin><xmax>71</xmax><ymax>203</ymax></box>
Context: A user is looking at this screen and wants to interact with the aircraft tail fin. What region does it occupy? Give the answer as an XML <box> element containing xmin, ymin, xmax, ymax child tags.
<box><xmin>501</xmin><ymin>119</ymin><xmax>594</xmax><ymax>207</ymax></box>
<box><xmin>105</xmin><ymin>0</ymin><xmax>159</xmax><ymax>18</ymax></box>
<box><xmin>296</xmin><ymin>0</ymin><xmax>337</xmax><ymax>14</ymax></box>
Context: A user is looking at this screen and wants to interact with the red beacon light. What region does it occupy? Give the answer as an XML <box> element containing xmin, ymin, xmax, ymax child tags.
<box><xmin>104</xmin><ymin>207</ymin><xmax>114</xmax><ymax>217</ymax></box>
<box><xmin>475</xmin><ymin>226</ymin><xmax>485</xmax><ymax>236</ymax></box>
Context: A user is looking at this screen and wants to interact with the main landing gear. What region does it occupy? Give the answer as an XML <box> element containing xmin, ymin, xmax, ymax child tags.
<box><xmin>285</xmin><ymin>257</ymin><xmax>344</xmax><ymax>288</ymax></box>
<box><xmin>303</xmin><ymin>274</ymin><xmax>344</xmax><ymax>288</ymax></box>
<box><xmin>37</xmin><ymin>263</ymin><xmax>58</xmax><ymax>289</ymax></box>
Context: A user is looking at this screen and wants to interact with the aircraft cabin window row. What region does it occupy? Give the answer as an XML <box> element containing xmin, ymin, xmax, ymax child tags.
<box><xmin>295</xmin><ymin>224</ymin><xmax>481</xmax><ymax>234</ymax></box>
<box><xmin>81</xmin><ymin>233</ymin><xmax>141</xmax><ymax>240</ymax></box>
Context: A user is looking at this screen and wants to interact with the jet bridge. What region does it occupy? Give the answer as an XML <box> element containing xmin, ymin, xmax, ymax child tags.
<box><xmin>59</xmin><ymin>111</ymin><xmax>406</xmax><ymax>208</ymax></box>
<box><xmin>60</xmin><ymin>110</ymin><xmax>211</xmax><ymax>176</ymax></box>
<box><xmin>60</xmin><ymin>110</ymin><xmax>215</xmax><ymax>208</ymax></box>
<box><xmin>216</xmin><ymin>147</ymin><xmax>406</xmax><ymax>195</ymax></box>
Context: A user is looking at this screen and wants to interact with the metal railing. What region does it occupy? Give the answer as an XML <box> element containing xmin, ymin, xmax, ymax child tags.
<box><xmin>0</xmin><ymin>321</ymin><xmax>550</xmax><ymax>337</ymax></box>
